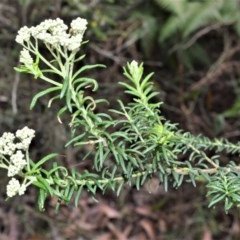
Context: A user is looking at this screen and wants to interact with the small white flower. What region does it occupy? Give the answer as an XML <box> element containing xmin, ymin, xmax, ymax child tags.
<box><xmin>11</xmin><ymin>150</ymin><xmax>24</xmax><ymax>162</ymax></box>
<box><xmin>1</xmin><ymin>132</ymin><xmax>15</xmax><ymax>142</ymax></box>
<box><xmin>15</xmin><ymin>26</ymin><xmax>31</xmax><ymax>45</ymax></box>
<box><xmin>50</xmin><ymin>18</ymin><xmax>68</xmax><ymax>35</ymax></box>
<box><xmin>70</xmin><ymin>17</ymin><xmax>88</xmax><ymax>35</ymax></box>
<box><xmin>18</xmin><ymin>184</ymin><xmax>27</xmax><ymax>195</ymax></box>
<box><xmin>129</xmin><ymin>60</ymin><xmax>142</xmax><ymax>80</ymax></box>
<box><xmin>30</xmin><ymin>18</ymin><xmax>68</xmax><ymax>50</ymax></box>
<box><xmin>0</xmin><ymin>132</ymin><xmax>16</xmax><ymax>155</ymax></box>
<box><xmin>16</xmin><ymin>138</ymin><xmax>31</xmax><ymax>150</ymax></box>
<box><xmin>130</xmin><ymin>60</ymin><xmax>138</xmax><ymax>71</ymax></box>
<box><xmin>6</xmin><ymin>178</ymin><xmax>21</xmax><ymax>197</ymax></box>
<box><xmin>14</xmin><ymin>153</ymin><xmax>26</xmax><ymax>167</ymax></box>
<box><xmin>8</xmin><ymin>165</ymin><xmax>20</xmax><ymax>177</ymax></box>
<box><xmin>68</xmin><ymin>35</ymin><xmax>83</xmax><ymax>51</ymax></box>
<box><xmin>19</xmin><ymin>49</ymin><xmax>33</xmax><ymax>66</ymax></box>
<box><xmin>8</xmin><ymin>150</ymin><xmax>27</xmax><ymax>177</ymax></box>
<box><xmin>16</xmin><ymin>126</ymin><xmax>35</xmax><ymax>141</ymax></box>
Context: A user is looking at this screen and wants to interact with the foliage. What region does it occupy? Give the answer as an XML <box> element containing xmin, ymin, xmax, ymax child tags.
<box><xmin>125</xmin><ymin>0</ymin><xmax>240</xmax><ymax>69</ymax></box>
<box><xmin>155</xmin><ymin>0</ymin><xmax>240</xmax><ymax>69</ymax></box>
<box><xmin>1</xmin><ymin>17</ymin><xmax>240</xmax><ymax>215</ymax></box>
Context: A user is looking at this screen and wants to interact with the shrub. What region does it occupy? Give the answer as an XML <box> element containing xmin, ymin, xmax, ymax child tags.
<box><xmin>1</xmin><ymin>17</ymin><xmax>240</xmax><ymax>213</ymax></box>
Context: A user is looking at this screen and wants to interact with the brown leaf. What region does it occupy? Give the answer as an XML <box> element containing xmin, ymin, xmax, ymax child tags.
<box><xmin>99</xmin><ymin>204</ymin><xmax>121</xmax><ymax>219</ymax></box>
<box><xmin>130</xmin><ymin>233</ymin><xmax>147</xmax><ymax>240</ymax></box>
<box><xmin>95</xmin><ymin>233</ymin><xmax>113</xmax><ymax>240</ymax></box>
<box><xmin>139</xmin><ymin>219</ymin><xmax>156</xmax><ymax>240</ymax></box>
<box><xmin>201</xmin><ymin>225</ymin><xmax>212</xmax><ymax>240</ymax></box>
<box><xmin>135</xmin><ymin>206</ymin><xmax>156</xmax><ymax>219</ymax></box>
<box><xmin>77</xmin><ymin>220</ymin><xmax>98</xmax><ymax>231</ymax></box>
<box><xmin>107</xmin><ymin>222</ymin><xmax>131</xmax><ymax>240</ymax></box>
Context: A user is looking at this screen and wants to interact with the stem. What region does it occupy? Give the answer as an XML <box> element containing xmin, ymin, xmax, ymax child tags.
<box><xmin>28</xmin><ymin>41</ymin><xmax>63</xmax><ymax>76</ymax></box>
<box><xmin>173</xmin><ymin>165</ymin><xmax>240</xmax><ymax>175</ymax></box>
<box><xmin>45</xmin><ymin>162</ymin><xmax>240</xmax><ymax>191</ymax></box>
<box><xmin>0</xmin><ymin>163</ymin><xmax>9</xmax><ymax>170</ymax></box>
<box><xmin>81</xmin><ymin>165</ymin><xmax>240</xmax><ymax>186</ymax></box>
<box><xmin>188</xmin><ymin>144</ymin><xmax>219</xmax><ymax>168</ymax></box>
<box><xmin>25</xmin><ymin>150</ymin><xmax>30</xmax><ymax>172</ymax></box>
<box><xmin>39</xmin><ymin>75</ymin><xmax>62</xmax><ymax>87</ymax></box>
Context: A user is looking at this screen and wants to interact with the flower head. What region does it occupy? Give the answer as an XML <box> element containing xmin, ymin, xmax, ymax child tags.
<box><xmin>19</xmin><ymin>49</ymin><xmax>33</xmax><ymax>66</ymax></box>
<box><xmin>15</xmin><ymin>127</ymin><xmax>35</xmax><ymax>150</ymax></box>
<box><xmin>16</xmin><ymin>17</ymin><xmax>88</xmax><ymax>52</ymax></box>
<box><xmin>70</xmin><ymin>17</ymin><xmax>88</xmax><ymax>35</ymax></box>
<box><xmin>16</xmin><ymin>126</ymin><xmax>35</xmax><ymax>142</ymax></box>
<box><xmin>0</xmin><ymin>127</ymin><xmax>35</xmax><ymax>155</ymax></box>
<box><xmin>8</xmin><ymin>150</ymin><xmax>27</xmax><ymax>177</ymax></box>
<box><xmin>0</xmin><ymin>132</ymin><xmax>16</xmax><ymax>155</ymax></box>
<box><xmin>61</xmin><ymin>34</ymin><xmax>84</xmax><ymax>51</ymax></box>
<box><xmin>30</xmin><ymin>18</ymin><xmax>69</xmax><ymax>49</ymax></box>
<box><xmin>18</xmin><ymin>184</ymin><xmax>27</xmax><ymax>195</ymax></box>
<box><xmin>15</xmin><ymin>26</ymin><xmax>31</xmax><ymax>45</ymax></box>
<box><xmin>130</xmin><ymin>60</ymin><xmax>138</xmax><ymax>71</ymax></box>
<box><xmin>6</xmin><ymin>178</ymin><xmax>27</xmax><ymax>197</ymax></box>
<box><xmin>128</xmin><ymin>60</ymin><xmax>143</xmax><ymax>81</ymax></box>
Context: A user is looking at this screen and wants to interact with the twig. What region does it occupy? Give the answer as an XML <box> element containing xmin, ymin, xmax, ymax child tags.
<box><xmin>189</xmin><ymin>40</ymin><xmax>240</xmax><ymax>91</ymax></box>
<box><xmin>174</xmin><ymin>165</ymin><xmax>240</xmax><ymax>175</ymax></box>
<box><xmin>11</xmin><ymin>69</ymin><xmax>20</xmax><ymax>114</ymax></box>
<box><xmin>170</xmin><ymin>21</ymin><xmax>233</xmax><ymax>54</ymax></box>
<box><xmin>90</xmin><ymin>44</ymin><xmax>162</xmax><ymax>67</ymax></box>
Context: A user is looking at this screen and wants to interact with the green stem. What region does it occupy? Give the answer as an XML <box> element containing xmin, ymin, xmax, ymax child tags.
<box><xmin>43</xmin><ymin>163</ymin><xmax>240</xmax><ymax>192</ymax></box>
<box><xmin>28</xmin><ymin>41</ymin><xmax>63</xmax><ymax>76</ymax></box>
<box><xmin>39</xmin><ymin>75</ymin><xmax>62</xmax><ymax>87</ymax></box>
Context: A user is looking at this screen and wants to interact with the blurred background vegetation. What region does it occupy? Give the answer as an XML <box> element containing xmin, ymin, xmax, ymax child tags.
<box><xmin>1</xmin><ymin>0</ymin><xmax>240</xmax><ymax>239</ymax></box>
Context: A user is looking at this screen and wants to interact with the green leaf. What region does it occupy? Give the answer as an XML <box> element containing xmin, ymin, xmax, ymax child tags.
<box><xmin>74</xmin><ymin>77</ymin><xmax>98</xmax><ymax>92</ymax></box>
<box><xmin>60</xmin><ymin>77</ymin><xmax>69</xmax><ymax>99</ymax></box>
<box><xmin>65</xmin><ymin>87</ymin><xmax>73</xmax><ymax>112</ymax></box>
<box><xmin>72</xmin><ymin>64</ymin><xmax>105</xmax><ymax>80</ymax></box>
<box><xmin>37</xmin><ymin>175</ymin><xmax>54</xmax><ymax>196</ymax></box>
<box><xmin>140</xmin><ymin>72</ymin><xmax>154</xmax><ymax>89</ymax></box>
<box><xmin>38</xmin><ymin>188</ymin><xmax>47</xmax><ymax>211</ymax></box>
<box><xmin>74</xmin><ymin>185</ymin><xmax>83</xmax><ymax>207</ymax></box>
<box><xmin>119</xmin><ymin>82</ymin><xmax>140</xmax><ymax>97</ymax></box>
<box><xmin>208</xmin><ymin>194</ymin><xmax>225</xmax><ymax>208</ymax></box>
<box><xmin>30</xmin><ymin>86</ymin><xmax>60</xmax><ymax>110</ymax></box>
<box><xmin>32</xmin><ymin>153</ymin><xmax>58</xmax><ymax>172</ymax></box>
<box><xmin>74</xmin><ymin>54</ymin><xmax>85</xmax><ymax>63</ymax></box>
<box><xmin>116</xmin><ymin>181</ymin><xmax>124</xmax><ymax>196</ymax></box>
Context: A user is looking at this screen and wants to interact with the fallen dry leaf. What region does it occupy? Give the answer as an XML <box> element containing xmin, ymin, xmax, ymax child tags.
<box><xmin>107</xmin><ymin>222</ymin><xmax>132</xmax><ymax>240</ymax></box>
<box><xmin>201</xmin><ymin>225</ymin><xmax>212</xmax><ymax>240</ymax></box>
<box><xmin>139</xmin><ymin>219</ymin><xmax>156</xmax><ymax>240</ymax></box>
<box><xmin>95</xmin><ymin>232</ymin><xmax>113</xmax><ymax>240</ymax></box>
<box><xmin>135</xmin><ymin>206</ymin><xmax>157</xmax><ymax>219</ymax></box>
<box><xmin>98</xmin><ymin>203</ymin><xmax>121</xmax><ymax>219</ymax></box>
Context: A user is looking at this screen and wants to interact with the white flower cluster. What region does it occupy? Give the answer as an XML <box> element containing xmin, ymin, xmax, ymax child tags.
<box><xmin>70</xmin><ymin>18</ymin><xmax>88</xmax><ymax>35</ymax></box>
<box><xmin>0</xmin><ymin>132</ymin><xmax>16</xmax><ymax>155</ymax></box>
<box><xmin>15</xmin><ymin>26</ymin><xmax>31</xmax><ymax>45</ymax></box>
<box><xmin>8</xmin><ymin>150</ymin><xmax>27</xmax><ymax>177</ymax></box>
<box><xmin>16</xmin><ymin>17</ymin><xmax>88</xmax><ymax>52</ymax></box>
<box><xmin>0</xmin><ymin>127</ymin><xmax>36</xmax><ymax>197</ymax></box>
<box><xmin>16</xmin><ymin>126</ymin><xmax>35</xmax><ymax>150</ymax></box>
<box><xmin>0</xmin><ymin>126</ymin><xmax>35</xmax><ymax>155</ymax></box>
<box><xmin>19</xmin><ymin>48</ymin><xmax>33</xmax><ymax>66</ymax></box>
<box><xmin>6</xmin><ymin>178</ymin><xmax>26</xmax><ymax>197</ymax></box>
